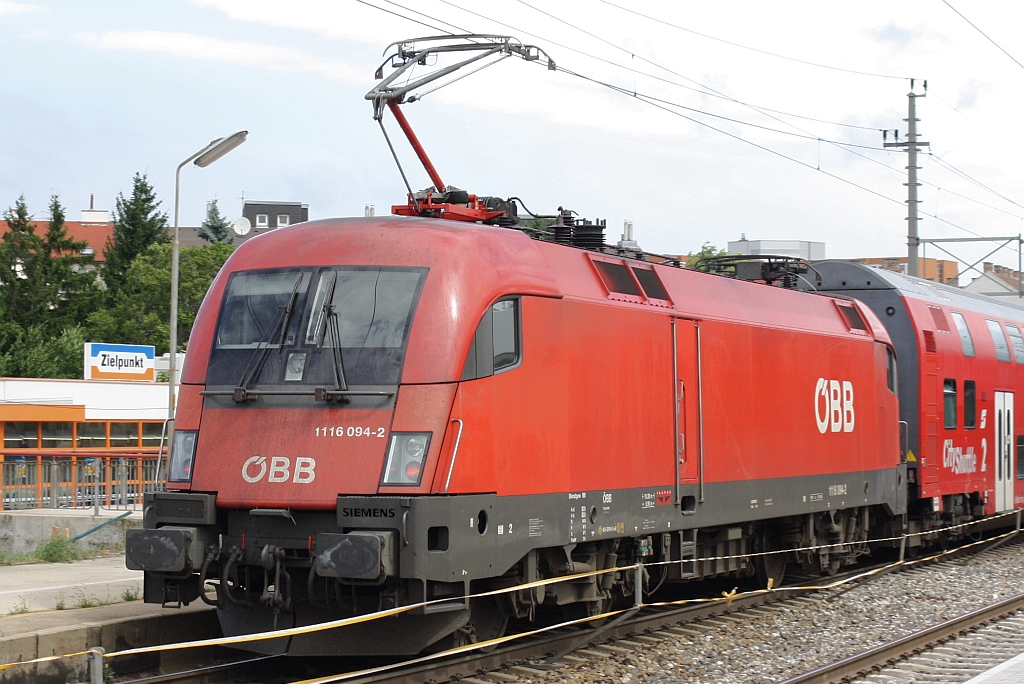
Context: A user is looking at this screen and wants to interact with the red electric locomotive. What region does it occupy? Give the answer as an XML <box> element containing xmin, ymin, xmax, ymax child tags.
<box><xmin>809</xmin><ymin>262</ymin><xmax>1024</xmax><ymax>545</ymax></box>
<box><xmin>126</xmin><ymin>216</ymin><xmax>905</xmax><ymax>655</ymax></box>
<box><xmin>125</xmin><ymin>35</ymin><xmax>916</xmax><ymax>656</ymax></box>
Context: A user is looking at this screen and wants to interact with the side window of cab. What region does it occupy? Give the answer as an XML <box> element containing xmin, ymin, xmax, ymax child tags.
<box><xmin>461</xmin><ymin>298</ymin><xmax>521</xmax><ymax>380</ymax></box>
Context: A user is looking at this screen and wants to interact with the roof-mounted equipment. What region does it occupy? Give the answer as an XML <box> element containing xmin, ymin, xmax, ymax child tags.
<box><xmin>691</xmin><ymin>254</ymin><xmax>816</xmax><ymax>289</ymax></box>
<box><xmin>366</xmin><ymin>35</ymin><xmax>554</xmax><ymax>223</ymax></box>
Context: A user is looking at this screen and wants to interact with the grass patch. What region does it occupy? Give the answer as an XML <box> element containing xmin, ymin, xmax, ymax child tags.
<box><xmin>55</xmin><ymin>592</ymin><xmax>66</xmax><ymax>611</ymax></box>
<box><xmin>121</xmin><ymin>586</ymin><xmax>140</xmax><ymax>602</ymax></box>
<box><xmin>0</xmin><ymin>550</ymin><xmax>35</xmax><ymax>566</ymax></box>
<box><xmin>7</xmin><ymin>598</ymin><xmax>28</xmax><ymax>615</ymax></box>
<box><xmin>35</xmin><ymin>537</ymin><xmax>88</xmax><ymax>563</ymax></box>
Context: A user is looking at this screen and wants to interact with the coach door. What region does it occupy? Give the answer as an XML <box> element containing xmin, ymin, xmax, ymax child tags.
<box><xmin>672</xmin><ymin>319</ymin><xmax>702</xmax><ymax>503</ymax></box>
<box><xmin>995</xmin><ymin>392</ymin><xmax>1014</xmax><ymax>512</ymax></box>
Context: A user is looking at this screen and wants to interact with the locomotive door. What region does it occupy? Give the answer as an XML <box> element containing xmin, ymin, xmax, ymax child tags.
<box><xmin>672</xmin><ymin>318</ymin><xmax>702</xmax><ymax>500</ymax></box>
<box><xmin>994</xmin><ymin>392</ymin><xmax>1014</xmax><ymax>512</ymax></box>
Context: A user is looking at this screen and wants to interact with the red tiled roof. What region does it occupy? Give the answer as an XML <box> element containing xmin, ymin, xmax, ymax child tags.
<box><xmin>0</xmin><ymin>221</ymin><xmax>115</xmax><ymax>262</ymax></box>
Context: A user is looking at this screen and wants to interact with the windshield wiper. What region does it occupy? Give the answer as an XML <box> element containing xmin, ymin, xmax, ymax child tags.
<box><xmin>314</xmin><ymin>272</ymin><xmax>349</xmax><ymax>401</ymax></box>
<box><xmin>232</xmin><ymin>274</ymin><xmax>303</xmax><ymax>402</ymax></box>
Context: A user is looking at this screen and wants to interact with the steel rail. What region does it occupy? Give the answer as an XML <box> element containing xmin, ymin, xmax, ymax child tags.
<box><xmin>107</xmin><ymin>535</ymin><xmax>1020</xmax><ymax>684</ymax></box>
<box><xmin>777</xmin><ymin>592</ymin><xmax>1024</xmax><ymax>684</ymax></box>
<box><xmin>308</xmin><ymin>537</ymin><xmax>1021</xmax><ymax>684</ymax></box>
<box><xmin>336</xmin><ymin>564</ymin><xmax>922</xmax><ymax>684</ymax></box>
<box><xmin>114</xmin><ymin>654</ymin><xmax>280</xmax><ymax>684</ymax></box>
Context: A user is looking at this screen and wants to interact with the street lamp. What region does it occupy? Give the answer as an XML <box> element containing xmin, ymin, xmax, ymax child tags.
<box><xmin>168</xmin><ymin>131</ymin><xmax>247</xmax><ymax>420</ymax></box>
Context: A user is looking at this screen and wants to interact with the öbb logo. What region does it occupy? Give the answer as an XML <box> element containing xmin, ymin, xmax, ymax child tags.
<box><xmin>814</xmin><ymin>379</ymin><xmax>855</xmax><ymax>434</ymax></box>
<box><xmin>242</xmin><ymin>456</ymin><xmax>316</xmax><ymax>484</ymax></box>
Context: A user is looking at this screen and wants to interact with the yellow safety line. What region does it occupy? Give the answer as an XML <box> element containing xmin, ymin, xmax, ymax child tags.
<box><xmin>1</xmin><ymin>512</ymin><xmax>1019</xmax><ymax>672</ymax></box>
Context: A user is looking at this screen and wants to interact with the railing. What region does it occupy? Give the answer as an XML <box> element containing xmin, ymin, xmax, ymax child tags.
<box><xmin>0</xmin><ymin>449</ymin><xmax>164</xmax><ymax>511</ymax></box>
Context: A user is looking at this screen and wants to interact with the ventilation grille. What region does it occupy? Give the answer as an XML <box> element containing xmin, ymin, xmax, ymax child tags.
<box><xmin>924</xmin><ymin>329</ymin><xmax>937</xmax><ymax>353</ymax></box>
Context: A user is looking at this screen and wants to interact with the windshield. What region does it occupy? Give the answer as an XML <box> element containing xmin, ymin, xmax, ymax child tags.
<box><xmin>216</xmin><ymin>270</ymin><xmax>311</xmax><ymax>349</ymax></box>
<box><xmin>207</xmin><ymin>266</ymin><xmax>426</xmax><ymax>387</ymax></box>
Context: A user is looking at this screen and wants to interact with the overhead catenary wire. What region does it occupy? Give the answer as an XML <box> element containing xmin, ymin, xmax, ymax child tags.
<box><xmin>353</xmin><ymin>0</ymin><xmax>1020</xmax><ymax>253</ymax></box>
<box><xmin>432</xmin><ymin>0</ymin><xmax>885</xmax><ymax>135</ymax></box>
<box><xmin>353</xmin><ymin>0</ymin><xmax>457</xmax><ymax>35</ymax></box>
<box><xmin>941</xmin><ymin>0</ymin><xmax>1024</xmax><ymax>73</ymax></box>
<box><xmin>555</xmin><ymin>65</ymin><xmax>901</xmax><ymax>207</ymax></box>
<box><xmin>497</xmin><ymin>1</ymin><xmax>1024</xmax><ymax>250</ymax></box>
<box><xmin>595</xmin><ymin>0</ymin><xmax>909</xmax><ymax>81</ymax></box>
<box><xmin>929</xmin><ymin>154</ymin><xmax>1024</xmax><ymax>213</ymax></box>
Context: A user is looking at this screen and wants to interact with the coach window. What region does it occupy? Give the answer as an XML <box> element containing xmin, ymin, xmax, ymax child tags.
<box><xmin>986</xmin><ymin>320</ymin><xmax>1011</xmax><ymax>362</ymax></box>
<box><xmin>943</xmin><ymin>380</ymin><xmax>957</xmax><ymax>430</ymax></box>
<box><xmin>1018</xmin><ymin>437</ymin><xmax>1024</xmax><ymax>479</ymax></box>
<box><xmin>886</xmin><ymin>346</ymin><xmax>898</xmax><ymax>394</ymax></box>
<box><xmin>964</xmin><ymin>381</ymin><xmax>977</xmax><ymax>429</ymax></box>
<box><xmin>950</xmin><ymin>312</ymin><xmax>975</xmax><ymax>357</ymax></box>
<box><xmin>461</xmin><ymin>298</ymin><xmax>520</xmax><ymax>380</ymax></box>
<box><xmin>1006</xmin><ymin>324</ymin><xmax>1024</xmax><ymax>362</ymax></box>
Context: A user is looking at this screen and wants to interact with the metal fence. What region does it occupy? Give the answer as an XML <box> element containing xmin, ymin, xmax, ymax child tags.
<box><xmin>0</xmin><ymin>450</ymin><xmax>164</xmax><ymax>511</ymax></box>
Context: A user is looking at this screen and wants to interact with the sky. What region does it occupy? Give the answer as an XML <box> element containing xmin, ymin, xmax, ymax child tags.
<box><xmin>3</xmin><ymin>0</ymin><xmax>1024</xmax><ymax>279</ymax></box>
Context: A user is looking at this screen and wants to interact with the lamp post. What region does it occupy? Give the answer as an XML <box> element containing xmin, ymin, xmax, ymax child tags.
<box><xmin>168</xmin><ymin>131</ymin><xmax>247</xmax><ymax>420</ymax></box>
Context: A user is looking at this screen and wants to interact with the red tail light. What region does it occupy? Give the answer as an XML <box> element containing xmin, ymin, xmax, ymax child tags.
<box><xmin>405</xmin><ymin>461</ymin><xmax>422</xmax><ymax>480</ymax></box>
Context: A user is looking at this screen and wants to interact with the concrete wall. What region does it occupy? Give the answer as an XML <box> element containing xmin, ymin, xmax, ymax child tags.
<box><xmin>0</xmin><ymin>511</ymin><xmax>140</xmax><ymax>555</ymax></box>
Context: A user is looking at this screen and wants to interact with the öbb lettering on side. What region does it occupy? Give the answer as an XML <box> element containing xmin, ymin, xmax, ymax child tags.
<box><xmin>814</xmin><ymin>378</ymin><xmax>855</xmax><ymax>434</ymax></box>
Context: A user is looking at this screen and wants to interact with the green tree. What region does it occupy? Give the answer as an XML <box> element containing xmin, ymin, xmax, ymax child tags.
<box><xmin>0</xmin><ymin>196</ymin><xmax>46</xmax><ymax>327</ymax></box>
<box><xmin>197</xmin><ymin>199</ymin><xmax>233</xmax><ymax>244</ymax></box>
<box><xmin>88</xmin><ymin>242</ymin><xmax>234</xmax><ymax>354</ymax></box>
<box><xmin>0</xmin><ymin>325</ymin><xmax>86</xmax><ymax>379</ymax></box>
<box><xmin>103</xmin><ymin>173</ymin><xmax>169</xmax><ymax>291</ymax></box>
<box><xmin>38</xmin><ymin>195</ymin><xmax>102</xmax><ymax>328</ymax></box>
<box><xmin>686</xmin><ymin>242</ymin><xmax>728</xmax><ymax>268</ymax></box>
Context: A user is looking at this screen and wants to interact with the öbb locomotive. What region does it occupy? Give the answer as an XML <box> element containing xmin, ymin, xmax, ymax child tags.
<box><xmin>124</xmin><ymin>35</ymin><xmax>1024</xmax><ymax>656</ymax></box>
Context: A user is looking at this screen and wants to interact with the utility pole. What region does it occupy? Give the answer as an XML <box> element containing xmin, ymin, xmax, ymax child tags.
<box><xmin>884</xmin><ymin>82</ymin><xmax>929</xmax><ymax>277</ymax></box>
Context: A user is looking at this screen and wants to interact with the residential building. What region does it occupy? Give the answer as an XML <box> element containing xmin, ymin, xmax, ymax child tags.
<box><xmin>242</xmin><ymin>200</ymin><xmax>308</xmax><ymax>231</ymax></box>
<box><xmin>0</xmin><ymin>200</ymin><xmax>114</xmax><ymax>262</ymax></box>
<box><xmin>849</xmin><ymin>257</ymin><xmax>959</xmax><ymax>286</ymax></box>
<box><xmin>963</xmin><ymin>262</ymin><xmax>1024</xmax><ymax>297</ymax></box>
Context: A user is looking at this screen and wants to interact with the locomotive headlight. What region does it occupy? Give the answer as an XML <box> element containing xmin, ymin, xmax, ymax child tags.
<box><xmin>285</xmin><ymin>352</ymin><xmax>306</xmax><ymax>382</ymax></box>
<box><xmin>381</xmin><ymin>432</ymin><xmax>431</xmax><ymax>486</ymax></box>
<box><xmin>168</xmin><ymin>430</ymin><xmax>198</xmax><ymax>483</ymax></box>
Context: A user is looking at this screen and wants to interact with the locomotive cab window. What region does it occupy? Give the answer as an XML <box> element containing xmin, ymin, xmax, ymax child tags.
<box><xmin>1005</xmin><ymin>324</ymin><xmax>1024</xmax><ymax>363</ymax></box>
<box><xmin>987</xmin><ymin>320</ymin><xmax>1011</xmax><ymax>362</ymax></box>
<box><xmin>950</xmin><ymin>311</ymin><xmax>975</xmax><ymax>357</ymax></box>
<box><xmin>461</xmin><ymin>298</ymin><xmax>521</xmax><ymax>381</ymax></box>
<box><xmin>886</xmin><ymin>346</ymin><xmax>898</xmax><ymax>394</ymax></box>
<box><xmin>943</xmin><ymin>379</ymin><xmax>957</xmax><ymax>430</ymax></box>
<box><xmin>964</xmin><ymin>380</ymin><xmax>976</xmax><ymax>429</ymax></box>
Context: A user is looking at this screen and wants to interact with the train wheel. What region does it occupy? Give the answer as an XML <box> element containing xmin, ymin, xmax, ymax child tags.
<box><xmin>561</xmin><ymin>596</ymin><xmax>612</xmax><ymax>628</ymax></box>
<box><xmin>753</xmin><ymin>525</ymin><xmax>787</xmax><ymax>588</ymax></box>
<box><xmin>467</xmin><ymin>596</ymin><xmax>509</xmax><ymax>652</ymax></box>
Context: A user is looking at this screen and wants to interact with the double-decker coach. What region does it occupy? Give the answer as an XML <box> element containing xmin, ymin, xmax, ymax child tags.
<box><xmin>810</xmin><ymin>261</ymin><xmax>1024</xmax><ymax>544</ymax></box>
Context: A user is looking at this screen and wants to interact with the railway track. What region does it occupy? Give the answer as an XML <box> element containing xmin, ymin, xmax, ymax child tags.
<box><xmin>112</xmin><ymin>535</ymin><xmax>1017</xmax><ymax>684</ymax></box>
<box><xmin>780</xmin><ymin>598</ymin><xmax>1024</xmax><ymax>684</ymax></box>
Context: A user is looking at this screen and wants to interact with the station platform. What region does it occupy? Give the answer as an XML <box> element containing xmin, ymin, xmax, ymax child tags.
<box><xmin>0</xmin><ymin>506</ymin><xmax>140</xmax><ymax>555</ymax></box>
<box><xmin>0</xmin><ymin>554</ymin><xmax>142</xmax><ymax>614</ymax></box>
<box><xmin>965</xmin><ymin>652</ymin><xmax>1024</xmax><ymax>683</ymax></box>
<box><xmin>0</xmin><ymin>596</ymin><xmax>219</xmax><ymax>684</ymax></box>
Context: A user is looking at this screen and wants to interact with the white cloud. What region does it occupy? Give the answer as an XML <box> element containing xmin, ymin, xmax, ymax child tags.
<box><xmin>75</xmin><ymin>30</ymin><xmax>365</xmax><ymax>84</ymax></box>
<box><xmin>0</xmin><ymin>0</ymin><xmax>44</xmax><ymax>16</ymax></box>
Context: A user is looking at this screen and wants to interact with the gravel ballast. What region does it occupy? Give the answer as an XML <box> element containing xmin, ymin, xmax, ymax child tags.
<box><xmin>497</xmin><ymin>540</ymin><xmax>1024</xmax><ymax>684</ymax></box>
